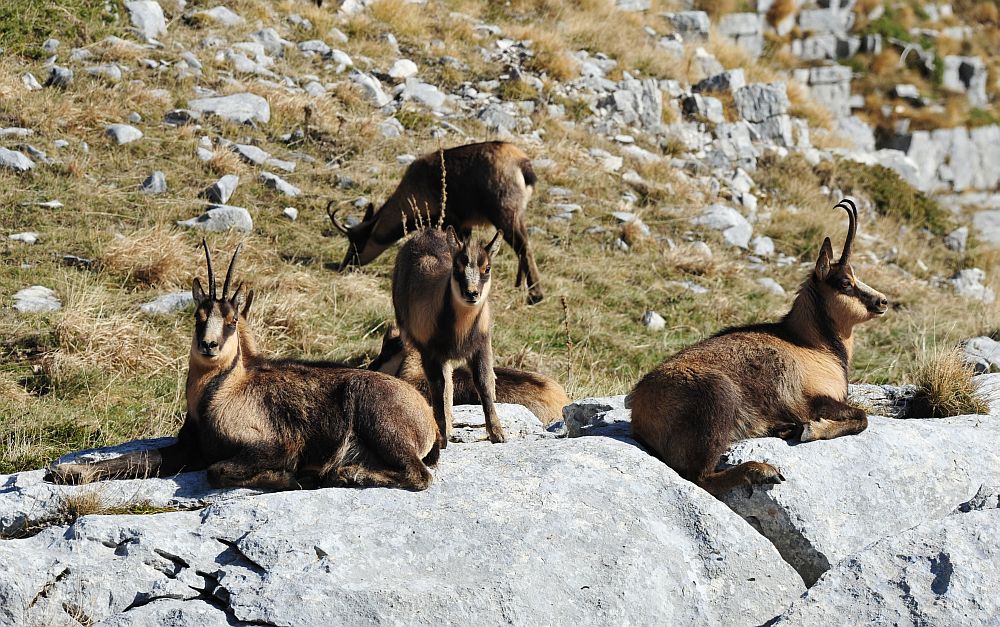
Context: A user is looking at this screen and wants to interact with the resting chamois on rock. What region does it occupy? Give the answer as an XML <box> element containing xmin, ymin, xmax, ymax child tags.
<box><xmin>329</xmin><ymin>141</ymin><xmax>544</xmax><ymax>304</ymax></box>
<box><xmin>628</xmin><ymin>199</ymin><xmax>889</xmax><ymax>496</ymax></box>
<box><xmin>370</xmin><ymin>323</ymin><xmax>570</xmax><ymax>426</ymax></box>
<box><xmin>392</xmin><ymin>226</ymin><xmax>506</xmax><ymax>447</ymax></box>
<box><xmin>47</xmin><ymin>241</ymin><xmax>440</xmax><ymax>491</ymax></box>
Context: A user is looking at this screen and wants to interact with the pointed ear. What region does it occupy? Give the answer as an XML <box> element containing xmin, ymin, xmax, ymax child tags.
<box><xmin>241</xmin><ymin>288</ymin><xmax>254</xmax><ymax>319</ymax></box>
<box><xmin>815</xmin><ymin>237</ymin><xmax>834</xmax><ymax>281</ymax></box>
<box><xmin>193</xmin><ymin>278</ymin><xmax>209</xmax><ymax>305</ymax></box>
<box><xmin>229</xmin><ymin>283</ymin><xmax>246</xmax><ymax>314</ymax></box>
<box><xmin>445</xmin><ymin>225</ymin><xmax>462</xmax><ymax>255</ymax></box>
<box><xmin>487</xmin><ymin>230</ymin><xmax>503</xmax><ymax>258</ymax></box>
<box><xmin>363</xmin><ymin>202</ymin><xmax>376</xmax><ymax>222</ymax></box>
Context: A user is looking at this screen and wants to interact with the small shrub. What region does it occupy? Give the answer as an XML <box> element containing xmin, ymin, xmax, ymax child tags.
<box><xmin>910</xmin><ymin>349</ymin><xmax>990</xmax><ymax>417</ymax></box>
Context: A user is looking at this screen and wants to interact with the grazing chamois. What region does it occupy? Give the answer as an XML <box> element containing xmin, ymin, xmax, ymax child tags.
<box><xmin>392</xmin><ymin>226</ymin><xmax>505</xmax><ymax>447</ymax></box>
<box><xmin>628</xmin><ymin>199</ymin><xmax>888</xmax><ymax>496</ymax></box>
<box><xmin>48</xmin><ymin>242</ymin><xmax>439</xmax><ymax>491</ymax></box>
<box><xmin>329</xmin><ymin>141</ymin><xmax>544</xmax><ymax>304</ymax></box>
<box><xmin>370</xmin><ymin>323</ymin><xmax>570</xmax><ymax>426</ymax></box>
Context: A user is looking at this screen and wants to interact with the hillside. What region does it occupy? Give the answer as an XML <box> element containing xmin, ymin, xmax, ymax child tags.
<box><xmin>1</xmin><ymin>1</ymin><xmax>999</xmax><ymax>470</ymax></box>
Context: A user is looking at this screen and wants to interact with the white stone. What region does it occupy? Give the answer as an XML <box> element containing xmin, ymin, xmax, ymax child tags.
<box><xmin>203</xmin><ymin>174</ymin><xmax>239</xmax><ymax>204</ymax></box>
<box><xmin>948</xmin><ymin>268</ymin><xmax>995</xmax><ymax>304</ymax></box>
<box><xmin>140</xmin><ymin>292</ymin><xmax>195</xmax><ymax>314</ymax></box>
<box><xmin>349</xmin><ymin>70</ymin><xmax>391</xmax><ymax>107</ymax></box>
<box><xmin>177</xmin><ymin>205</ymin><xmax>253</xmax><ymax>233</ymax></box>
<box><xmin>388</xmin><ymin>59</ymin><xmax>418</xmax><ymax>79</ymax></box>
<box><xmin>193</xmin><ymin>6</ymin><xmax>243</xmax><ymax>26</ymax></box>
<box><xmin>0</xmin><ymin>148</ymin><xmax>36</xmax><ymax>172</ymax></box>
<box><xmin>9</xmin><ymin>232</ymin><xmax>39</xmax><ymax>245</ymax></box>
<box><xmin>756</xmin><ymin>277</ymin><xmax>785</xmax><ymax>295</ymax></box>
<box><xmin>140</xmin><ymin>170</ymin><xmax>167</xmax><ymax>194</ymax></box>
<box><xmin>692</xmin><ymin>204</ymin><xmax>753</xmax><ymax>248</ymax></box>
<box><xmin>105</xmin><ymin>124</ymin><xmax>143</xmax><ymax>145</ymax></box>
<box><xmin>282</xmin><ymin>207</ymin><xmax>298</xmax><ymax>221</ymax></box>
<box><xmin>187</xmin><ymin>93</ymin><xmax>270</xmax><ymax>124</ymax></box>
<box><xmin>642</xmin><ymin>310</ymin><xmax>665</xmax><ymax>331</ymax></box>
<box><xmin>125</xmin><ymin>1</ymin><xmax>167</xmax><ymax>40</ymax></box>
<box><xmin>13</xmin><ymin>286</ymin><xmax>61</xmax><ymax>313</ymax></box>
<box><xmin>259</xmin><ymin>171</ymin><xmax>301</xmax><ymax>197</ymax></box>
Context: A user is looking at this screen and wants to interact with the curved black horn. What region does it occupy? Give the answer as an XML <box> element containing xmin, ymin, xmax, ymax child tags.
<box><xmin>222</xmin><ymin>243</ymin><xmax>242</xmax><ymax>300</ymax></box>
<box><xmin>202</xmin><ymin>238</ymin><xmax>216</xmax><ymax>300</ymax></box>
<box><xmin>326</xmin><ymin>200</ymin><xmax>349</xmax><ymax>235</ymax></box>
<box><xmin>835</xmin><ymin>198</ymin><xmax>857</xmax><ymax>264</ymax></box>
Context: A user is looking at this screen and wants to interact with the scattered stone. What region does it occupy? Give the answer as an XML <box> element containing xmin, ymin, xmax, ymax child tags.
<box><xmin>751</xmin><ymin>235</ymin><xmax>775</xmax><ymax>257</ymax></box>
<box><xmin>0</xmin><ymin>148</ymin><xmax>36</xmax><ymax>173</ymax></box>
<box><xmin>140</xmin><ymin>292</ymin><xmax>195</xmax><ymax>315</ymax></box>
<box><xmin>62</xmin><ymin>255</ymin><xmax>93</xmax><ymax>269</ymax></box>
<box><xmin>399</xmin><ymin>79</ymin><xmax>448</xmax><ymax>111</ymax></box>
<box><xmin>891</xmin><ymin>83</ymin><xmax>921</xmax><ymax>102</ymax></box>
<box><xmin>349</xmin><ymin>70</ymin><xmax>391</xmax><ymax>107</ymax></box>
<box><xmin>379</xmin><ymin>117</ymin><xmax>404</xmax><ymax>138</ymax></box>
<box><xmin>948</xmin><ymin>268</ymin><xmax>995</xmax><ymax>303</ymax></box>
<box><xmin>13</xmin><ymin>286</ymin><xmax>61</xmax><ymax>313</ymax></box>
<box><xmin>44</xmin><ymin>66</ymin><xmax>73</xmax><ymax>89</ymax></box>
<box><xmin>641</xmin><ymin>310</ymin><xmax>665</xmax><ymax>331</ymax></box>
<box><xmin>250</xmin><ymin>28</ymin><xmax>290</xmax><ymax>55</ymax></box>
<box><xmin>388</xmin><ymin>59</ymin><xmax>418</xmax><ymax>80</ymax></box>
<box><xmin>962</xmin><ymin>336</ymin><xmax>1000</xmax><ymax>374</ymax></box>
<box><xmin>259</xmin><ymin>171</ymin><xmax>301</xmax><ymax>197</ymax></box>
<box><xmin>942</xmin><ymin>55</ymin><xmax>988</xmax><ymax>107</ymax></box>
<box><xmin>125</xmin><ymin>1</ymin><xmax>167</xmax><ymax>40</ymax></box>
<box><xmin>192</xmin><ymin>5</ymin><xmax>244</xmax><ymax>26</ymax></box>
<box><xmin>231</xmin><ymin>144</ymin><xmax>270</xmax><ymax>166</ymax></box>
<box><xmin>693</xmin><ymin>69</ymin><xmax>745</xmax><ymax>94</ymax></box>
<box><xmin>177</xmin><ymin>205</ymin><xmax>253</xmax><ymax>233</ymax></box>
<box><xmin>187</xmin><ymin>93</ymin><xmax>270</xmax><ymax>124</ymax></box>
<box><xmin>202</xmin><ymin>174</ymin><xmax>239</xmax><ymax>204</ymax></box>
<box><xmin>756</xmin><ymin>277</ymin><xmax>785</xmax><ymax>296</ymax></box>
<box><xmin>303</xmin><ymin>81</ymin><xmax>326</xmax><ymax>97</ymax></box>
<box><xmin>692</xmin><ymin>204</ymin><xmax>753</xmax><ymax>248</ymax></box>
<box><xmin>328</xmin><ymin>50</ymin><xmax>354</xmax><ymax>72</ymax></box>
<box><xmin>282</xmin><ymin>207</ymin><xmax>298</xmax><ymax>221</ymax></box>
<box><xmin>667</xmin><ymin>11</ymin><xmax>710</xmax><ymax>41</ymax></box>
<box><xmin>105</xmin><ymin>124</ymin><xmax>143</xmax><ymax>145</ymax></box>
<box><xmin>127</xmin><ymin>112</ymin><xmax>142</xmax><ymax>124</ymax></box>
<box><xmin>718</xmin><ymin>13</ymin><xmax>764</xmax><ymax>58</ymax></box>
<box><xmin>734</xmin><ymin>82</ymin><xmax>789</xmax><ymax>124</ymax></box>
<box><xmin>21</xmin><ymin>72</ymin><xmax>42</xmax><ymax>91</ymax></box>
<box><xmin>0</xmin><ymin>127</ymin><xmax>33</xmax><ymax>139</ymax></box>
<box><xmin>944</xmin><ymin>226</ymin><xmax>968</xmax><ymax>253</ymax></box>
<box><xmin>164</xmin><ymin>109</ymin><xmax>201</xmax><ymax>125</ymax></box>
<box><xmin>9</xmin><ymin>232</ymin><xmax>39</xmax><ymax>245</ymax></box>
<box><xmin>42</xmin><ymin>38</ymin><xmax>59</xmax><ymax>53</ymax></box>
<box><xmin>616</xmin><ymin>0</ymin><xmax>650</xmax><ymax>10</ymax></box>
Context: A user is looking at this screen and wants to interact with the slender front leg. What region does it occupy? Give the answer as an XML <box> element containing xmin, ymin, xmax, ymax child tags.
<box><xmin>442</xmin><ymin>361</ymin><xmax>455</xmax><ymax>441</ymax></box>
<box><xmin>470</xmin><ymin>346</ymin><xmax>506</xmax><ymax>443</ymax></box>
<box><xmin>800</xmin><ymin>396</ymin><xmax>869</xmax><ymax>443</ymax></box>
<box><xmin>421</xmin><ymin>352</ymin><xmax>449</xmax><ymax>449</ymax></box>
<box><xmin>504</xmin><ymin>220</ymin><xmax>543</xmax><ymax>305</ymax></box>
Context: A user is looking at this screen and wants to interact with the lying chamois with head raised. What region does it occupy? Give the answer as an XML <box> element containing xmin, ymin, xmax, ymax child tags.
<box><xmin>392</xmin><ymin>226</ymin><xmax>506</xmax><ymax>447</ymax></box>
<box><xmin>330</xmin><ymin>141</ymin><xmax>544</xmax><ymax>304</ymax></box>
<box><xmin>370</xmin><ymin>323</ymin><xmax>570</xmax><ymax>426</ymax></box>
<box><xmin>628</xmin><ymin>199</ymin><xmax>888</xmax><ymax>496</ymax></box>
<box><xmin>48</xmin><ymin>242</ymin><xmax>439</xmax><ymax>491</ymax></box>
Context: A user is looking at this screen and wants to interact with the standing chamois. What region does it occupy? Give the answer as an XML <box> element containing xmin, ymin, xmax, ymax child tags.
<box><xmin>370</xmin><ymin>323</ymin><xmax>570</xmax><ymax>426</ymax></box>
<box><xmin>329</xmin><ymin>141</ymin><xmax>544</xmax><ymax>304</ymax></box>
<box><xmin>48</xmin><ymin>242</ymin><xmax>440</xmax><ymax>491</ymax></box>
<box><xmin>628</xmin><ymin>199</ymin><xmax>889</xmax><ymax>495</ymax></box>
<box><xmin>392</xmin><ymin>226</ymin><xmax>506</xmax><ymax>447</ymax></box>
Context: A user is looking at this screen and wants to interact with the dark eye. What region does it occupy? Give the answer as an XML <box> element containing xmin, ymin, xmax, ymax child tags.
<box><xmin>840</xmin><ymin>279</ymin><xmax>852</xmax><ymax>290</ymax></box>
<box><xmin>484</xmin><ymin>265</ymin><xmax>491</xmax><ymax>274</ymax></box>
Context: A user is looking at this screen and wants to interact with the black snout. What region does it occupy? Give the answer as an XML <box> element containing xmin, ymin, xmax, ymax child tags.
<box><xmin>200</xmin><ymin>339</ymin><xmax>219</xmax><ymax>355</ymax></box>
<box><xmin>463</xmin><ymin>288</ymin><xmax>480</xmax><ymax>303</ymax></box>
<box><xmin>868</xmin><ymin>295</ymin><xmax>889</xmax><ymax>315</ymax></box>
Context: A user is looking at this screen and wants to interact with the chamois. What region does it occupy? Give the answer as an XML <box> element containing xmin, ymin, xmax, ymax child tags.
<box><xmin>628</xmin><ymin>199</ymin><xmax>889</xmax><ymax>496</ymax></box>
<box><xmin>370</xmin><ymin>323</ymin><xmax>570</xmax><ymax>426</ymax></box>
<box><xmin>329</xmin><ymin>141</ymin><xmax>544</xmax><ymax>304</ymax></box>
<box><xmin>392</xmin><ymin>226</ymin><xmax>505</xmax><ymax>447</ymax></box>
<box><xmin>48</xmin><ymin>242</ymin><xmax>439</xmax><ymax>491</ymax></box>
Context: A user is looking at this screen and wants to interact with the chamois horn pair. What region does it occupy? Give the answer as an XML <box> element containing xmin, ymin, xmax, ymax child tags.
<box><xmin>835</xmin><ymin>198</ymin><xmax>857</xmax><ymax>264</ymax></box>
<box><xmin>201</xmin><ymin>239</ymin><xmax>242</xmax><ymax>301</ymax></box>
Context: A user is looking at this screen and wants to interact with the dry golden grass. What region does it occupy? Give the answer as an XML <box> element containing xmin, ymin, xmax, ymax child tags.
<box><xmin>101</xmin><ymin>228</ymin><xmax>192</xmax><ymax>288</ymax></box>
<box><xmin>909</xmin><ymin>349</ymin><xmax>990</xmax><ymax>417</ymax></box>
<box><xmin>766</xmin><ymin>0</ymin><xmax>797</xmax><ymax>28</ymax></box>
<box><xmin>788</xmin><ymin>80</ymin><xmax>834</xmax><ymax>130</ymax></box>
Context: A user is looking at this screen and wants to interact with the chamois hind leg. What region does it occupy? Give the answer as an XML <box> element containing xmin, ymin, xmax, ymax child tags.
<box><xmin>503</xmin><ymin>218</ymin><xmax>543</xmax><ymax>305</ymax></box>
<box><xmin>421</xmin><ymin>353</ymin><xmax>453</xmax><ymax>448</ymax></box>
<box><xmin>469</xmin><ymin>346</ymin><xmax>506</xmax><ymax>443</ymax></box>
<box><xmin>800</xmin><ymin>397</ymin><xmax>869</xmax><ymax>443</ymax></box>
<box><xmin>47</xmin><ymin>429</ymin><xmax>206</xmax><ymax>484</ymax></box>
<box><xmin>207</xmin><ymin>453</ymin><xmax>299</xmax><ymax>490</ymax></box>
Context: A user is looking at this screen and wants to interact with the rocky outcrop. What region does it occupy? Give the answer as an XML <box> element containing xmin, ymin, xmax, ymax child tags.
<box><xmin>0</xmin><ymin>416</ymin><xmax>804</xmax><ymax>626</ymax></box>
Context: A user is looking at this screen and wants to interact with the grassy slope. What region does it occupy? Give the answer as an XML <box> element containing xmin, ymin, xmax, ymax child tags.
<box><xmin>0</xmin><ymin>0</ymin><xmax>996</xmax><ymax>473</ymax></box>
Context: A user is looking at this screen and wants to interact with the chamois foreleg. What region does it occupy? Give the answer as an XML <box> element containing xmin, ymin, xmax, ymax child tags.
<box><xmin>469</xmin><ymin>346</ymin><xmax>506</xmax><ymax>444</ymax></box>
<box><xmin>206</xmin><ymin>452</ymin><xmax>299</xmax><ymax>490</ymax></box>
<box><xmin>421</xmin><ymin>354</ymin><xmax>454</xmax><ymax>448</ymax></box>
<box><xmin>800</xmin><ymin>397</ymin><xmax>869</xmax><ymax>443</ymax></box>
<box><xmin>46</xmin><ymin>429</ymin><xmax>206</xmax><ymax>484</ymax></box>
<box><xmin>503</xmin><ymin>219</ymin><xmax>543</xmax><ymax>305</ymax></box>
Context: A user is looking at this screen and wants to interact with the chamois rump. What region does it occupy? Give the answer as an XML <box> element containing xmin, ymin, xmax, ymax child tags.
<box><xmin>628</xmin><ymin>199</ymin><xmax>889</xmax><ymax>495</ymax></box>
<box><xmin>392</xmin><ymin>226</ymin><xmax>506</xmax><ymax>447</ymax></box>
<box><xmin>329</xmin><ymin>141</ymin><xmax>544</xmax><ymax>304</ymax></box>
<box><xmin>48</xmin><ymin>242</ymin><xmax>440</xmax><ymax>491</ymax></box>
<box><xmin>370</xmin><ymin>323</ymin><xmax>571</xmax><ymax>426</ymax></box>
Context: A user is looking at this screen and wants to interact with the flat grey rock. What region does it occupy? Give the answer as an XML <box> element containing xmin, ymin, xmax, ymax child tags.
<box><xmin>388</xmin><ymin>58</ymin><xmax>418</xmax><ymax>79</ymax></box>
<box><xmin>12</xmin><ymin>286</ymin><xmax>61</xmax><ymax>313</ymax></box>
<box><xmin>0</xmin><ymin>127</ymin><xmax>33</xmax><ymax>138</ymax></box>
<box><xmin>125</xmin><ymin>0</ymin><xmax>167</xmax><ymax>40</ymax></box>
<box><xmin>44</xmin><ymin>66</ymin><xmax>72</xmax><ymax>88</ymax></box>
<box><xmin>85</xmin><ymin>63</ymin><xmax>123</xmax><ymax>82</ymax></box>
<box><xmin>771</xmin><ymin>509</ymin><xmax>1000</xmax><ymax>625</ymax></box>
<box><xmin>140</xmin><ymin>170</ymin><xmax>167</xmax><ymax>193</ymax></box>
<box><xmin>259</xmin><ymin>171</ymin><xmax>300</xmax><ymax>197</ymax></box>
<box><xmin>733</xmin><ymin>83</ymin><xmax>789</xmax><ymax>124</ymax></box>
<box><xmin>9</xmin><ymin>232</ymin><xmax>39</xmax><ymax>245</ymax></box>
<box><xmin>192</xmin><ymin>6</ymin><xmax>244</xmax><ymax>26</ymax></box>
<box><xmin>449</xmin><ymin>403</ymin><xmax>549</xmax><ymax>443</ymax></box>
<box><xmin>691</xmin><ymin>204</ymin><xmax>752</xmax><ymax>248</ymax></box>
<box><xmin>0</xmin><ymin>437</ymin><xmax>803</xmax><ymax>626</ymax></box>
<box><xmin>349</xmin><ymin>70</ymin><xmax>391</xmax><ymax>107</ymax></box>
<box><xmin>0</xmin><ymin>148</ymin><xmax>35</xmax><ymax>173</ymax></box>
<box><xmin>139</xmin><ymin>292</ymin><xmax>194</xmax><ymax>315</ymax></box>
<box><xmin>176</xmin><ymin>205</ymin><xmax>253</xmax><ymax>233</ymax></box>
<box><xmin>202</xmin><ymin>174</ymin><xmax>239</xmax><ymax>204</ymax></box>
<box><xmin>188</xmin><ymin>93</ymin><xmax>270</xmax><ymax>124</ymax></box>
<box><xmin>231</xmin><ymin>143</ymin><xmax>269</xmax><ymax>165</ymax></box>
<box><xmin>105</xmin><ymin>124</ymin><xmax>143</xmax><ymax>145</ymax></box>
<box><xmin>964</xmin><ymin>336</ymin><xmax>1000</xmax><ymax>374</ymax></box>
<box><xmin>948</xmin><ymin>268</ymin><xmax>995</xmax><ymax>304</ymax></box>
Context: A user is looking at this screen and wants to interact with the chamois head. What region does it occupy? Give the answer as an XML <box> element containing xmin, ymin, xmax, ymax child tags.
<box><xmin>446</xmin><ymin>226</ymin><xmax>502</xmax><ymax>307</ymax></box>
<box><xmin>329</xmin><ymin>201</ymin><xmax>381</xmax><ymax>270</ymax></box>
<box><xmin>810</xmin><ymin>199</ymin><xmax>889</xmax><ymax>328</ymax></box>
<box><xmin>191</xmin><ymin>240</ymin><xmax>249</xmax><ymax>363</ymax></box>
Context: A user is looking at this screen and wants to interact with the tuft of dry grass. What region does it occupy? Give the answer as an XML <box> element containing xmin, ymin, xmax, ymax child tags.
<box><xmin>767</xmin><ymin>0</ymin><xmax>798</xmax><ymax>28</ymax></box>
<box><xmin>909</xmin><ymin>349</ymin><xmax>990</xmax><ymax>417</ymax></box>
<box><xmin>101</xmin><ymin>229</ymin><xmax>192</xmax><ymax>288</ymax></box>
<box><xmin>788</xmin><ymin>80</ymin><xmax>833</xmax><ymax>130</ymax></box>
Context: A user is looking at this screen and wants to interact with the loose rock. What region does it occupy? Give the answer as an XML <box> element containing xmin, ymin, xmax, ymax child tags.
<box><xmin>13</xmin><ymin>286</ymin><xmax>61</xmax><ymax>313</ymax></box>
<box><xmin>177</xmin><ymin>205</ymin><xmax>253</xmax><ymax>233</ymax></box>
<box><xmin>105</xmin><ymin>124</ymin><xmax>143</xmax><ymax>145</ymax></box>
<box><xmin>188</xmin><ymin>93</ymin><xmax>271</xmax><ymax>124</ymax></box>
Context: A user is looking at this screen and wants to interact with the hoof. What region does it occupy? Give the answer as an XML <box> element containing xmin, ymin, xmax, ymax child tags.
<box><xmin>487</xmin><ymin>428</ymin><xmax>507</xmax><ymax>444</ymax></box>
<box><xmin>526</xmin><ymin>291</ymin><xmax>544</xmax><ymax>306</ymax></box>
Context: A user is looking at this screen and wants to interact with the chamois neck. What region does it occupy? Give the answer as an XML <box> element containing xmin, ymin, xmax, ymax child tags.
<box><xmin>782</xmin><ymin>281</ymin><xmax>851</xmax><ymax>365</ymax></box>
<box><xmin>237</xmin><ymin>319</ymin><xmax>258</xmax><ymax>360</ymax></box>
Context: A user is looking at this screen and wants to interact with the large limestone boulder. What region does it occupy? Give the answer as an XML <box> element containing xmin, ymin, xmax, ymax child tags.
<box><xmin>0</xmin><ymin>431</ymin><xmax>804</xmax><ymax>626</ymax></box>
<box><xmin>771</xmin><ymin>507</ymin><xmax>1000</xmax><ymax>625</ymax></box>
